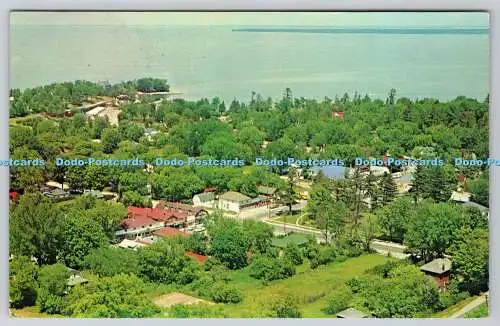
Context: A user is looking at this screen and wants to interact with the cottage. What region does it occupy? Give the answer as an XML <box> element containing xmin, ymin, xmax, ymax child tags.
<box><xmin>66</xmin><ymin>269</ymin><xmax>88</xmax><ymax>287</ymax></box>
<box><xmin>420</xmin><ymin>258</ymin><xmax>452</xmax><ymax>290</ymax></box>
<box><xmin>337</xmin><ymin>308</ymin><xmax>368</xmax><ymax>318</ymax></box>
<box><xmin>192</xmin><ymin>192</ymin><xmax>216</xmax><ymax>208</ymax></box>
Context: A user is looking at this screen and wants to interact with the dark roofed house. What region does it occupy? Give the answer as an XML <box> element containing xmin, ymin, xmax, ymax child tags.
<box><xmin>43</xmin><ymin>188</ymin><xmax>72</xmax><ymax>202</ymax></box>
<box><xmin>337</xmin><ymin>308</ymin><xmax>368</xmax><ymax>318</ymax></box>
<box><xmin>420</xmin><ymin>258</ymin><xmax>452</xmax><ymax>290</ymax></box>
<box><xmin>258</xmin><ymin>186</ymin><xmax>277</xmax><ymax>197</ymax></box>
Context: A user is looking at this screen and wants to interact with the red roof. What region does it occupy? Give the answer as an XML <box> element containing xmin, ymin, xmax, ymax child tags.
<box><xmin>154</xmin><ymin>227</ymin><xmax>188</xmax><ymax>238</ymax></box>
<box><xmin>9</xmin><ymin>192</ymin><xmax>18</xmax><ymax>200</ymax></box>
<box><xmin>185</xmin><ymin>252</ymin><xmax>209</xmax><ymax>264</ymax></box>
<box><xmin>332</xmin><ymin>111</ymin><xmax>345</xmax><ymax>119</ymax></box>
<box><xmin>127</xmin><ymin>207</ymin><xmax>188</xmax><ymax>221</ymax></box>
<box><xmin>121</xmin><ymin>215</ymin><xmax>157</xmax><ymax>229</ymax></box>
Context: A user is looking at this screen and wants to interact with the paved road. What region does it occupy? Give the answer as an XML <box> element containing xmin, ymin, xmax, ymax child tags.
<box><xmin>369</xmin><ymin>239</ymin><xmax>410</xmax><ymax>259</ymax></box>
<box><xmin>450</xmin><ymin>292</ymin><xmax>489</xmax><ymax>318</ymax></box>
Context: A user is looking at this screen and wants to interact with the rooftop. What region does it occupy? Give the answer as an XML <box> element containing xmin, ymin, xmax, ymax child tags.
<box><xmin>258</xmin><ymin>186</ymin><xmax>277</xmax><ymax>196</ymax></box>
<box><xmin>185</xmin><ymin>252</ymin><xmax>209</xmax><ymax>264</ymax></box>
<box><xmin>420</xmin><ymin>258</ymin><xmax>452</xmax><ymax>275</ymax></box>
<box><xmin>194</xmin><ymin>192</ymin><xmax>215</xmax><ymax>203</ymax></box>
<box><xmin>154</xmin><ymin>227</ymin><xmax>188</xmax><ymax>238</ymax></box>
<box><xmin>337</xmin><ymin>308</ymin><xmax>368</xmax><ymax>318</ymax></box>
<box><xmin>219</xmin><ymin>191</ymin><xmax>251</xmax><ymax>203</ymax></box>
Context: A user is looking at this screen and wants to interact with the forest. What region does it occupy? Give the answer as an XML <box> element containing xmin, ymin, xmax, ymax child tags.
<box><xmin>8</xmin><ymin>79</ymin><xmax>489</xmax><ymax>318</ymax></box>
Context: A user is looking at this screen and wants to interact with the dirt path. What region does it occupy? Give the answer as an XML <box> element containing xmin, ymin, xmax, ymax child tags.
<box><xmin>450</xmin><ymin>292</ymin><xmax>489</xmax><ymax>318</ymax></box>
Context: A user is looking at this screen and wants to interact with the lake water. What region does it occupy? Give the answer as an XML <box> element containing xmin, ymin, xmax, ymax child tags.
<box><xmin>10</xmin><ymin>25</ymin><xmax>489</xmax><ymax>103</ymax></box>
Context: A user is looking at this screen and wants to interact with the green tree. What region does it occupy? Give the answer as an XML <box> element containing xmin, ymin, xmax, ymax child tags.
<box><xmin>9</xmin><ymin>194</ymin><xmax>63</xmax><ymax>266</ymax></box>
<box><xmin>323</xmin><ymin>285</ymin><xmax>353</xmax><ymax>315</ymax></box>
<box><xmin>138</xmin><ymin>239</ymin><xmax>199</xmax><ymax>284</ymax></box>
<box><xmin>448</xmin><ymin>228</ymin><xmax>488</xmax><ymax>295</ymax></box>
<box><xmin>59</xmin><ymin>212</ymin><xmax>108</xmax><ymax>269</ymax></box>
<box><xmin>208</xmin><ymin>217</ymin><xmax>248</xmax><ymax>270</ymax></box>
<box><xmin>269</xmin><ymin>294</ymin><xmax>302</xmax><ymax>318</ymax></box>
<box><xmin>242</xmin><ymin>220</ymin><xmax>273</xmax><ymax>254</ymax></box>
<box><xmin>380</xmin><ymin>172</ymin><xmax>397</xmax><ymax>205</ymax></box>
<box><xmin>101</xmin><ymin>128</ymin><xmax>121</xmax><ymax>154</ymax></box>
<box><xmin>377</xmin><ymin>197</ymin><xmax>415</xmax><ymax>242</ymax></box>
<box><xmin>83</xmin><ymin>246</ymin><xmax>139</xmax><ymax>277</ymax></box>
<box><xmin>9</xmin><ymin>256</ymin><xmax>38</xmax><ymax>308</ymax></box>
<box><xmin>37</xmin><ymin>263</ymin><xmax>70</xmax><ymax>314</ymax></box>
<box><xmin>466</xmin><ymin>174</ymin><xmax>489</xmax><ymax>207</ymax></box>
<box><xmin>283</xmin><ymin>243</ymin><xmax>303</xmax><ymax>265</ymax></box>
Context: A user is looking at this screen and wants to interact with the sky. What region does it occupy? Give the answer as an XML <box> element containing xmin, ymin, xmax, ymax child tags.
<box><xmin>10</xmin><ymin>11</ymin><xmax>489</xmax><ymax>28</ymax></box>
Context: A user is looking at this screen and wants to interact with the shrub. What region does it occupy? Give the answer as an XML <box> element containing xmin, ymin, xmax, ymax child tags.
<box><xmin>283</xmin><ymin>243</ymin><xmax>303</xmax><ymax>265</ymax></box>
<box><xmin>323</xmin><ymin>286</ymin><xmax>352</xmax><ymax>315</ymax></box>
<box><xmin>270</xmin><ymin>295</ymin><xmax>302</xmax><ymax>318</ymax></box>
<box><xmin>249</xmin><ymin>256</ymin><xmax>296</xmax><ymax>281</ymax></box>
<box><xmin>211</xmin><ymin>283</ymin><xmax>244</xmax><ymax>304</ymax></box>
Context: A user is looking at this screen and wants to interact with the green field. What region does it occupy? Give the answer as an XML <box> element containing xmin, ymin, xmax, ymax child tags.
<box><xmin>271</xmin><ymin>233</ymin><xmax>309</xmax><ymax>248</ymax></box>
<box><xmin>220</xmin><ymin>254</ymin><xmax>391</xmax><ymax>317</ymax></box>
<box><xmin>464</xmin><ymin>302</ymin><xmax>488</xmax><ymax>318</ymax></box>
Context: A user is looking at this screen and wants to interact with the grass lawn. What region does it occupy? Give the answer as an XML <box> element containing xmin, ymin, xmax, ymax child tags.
<box><xmin>221</xmin><ymin>254</ymin><xmax>391</xmax><ymax>317</ymax></box>
<box><xmin>271</xmin><ymin>215</ymin><xmax>299</xmax><ymax>225</ymax></box>
<box><xmin>432</xmin><ymin>295</ymin><xmax>479</xmax><ymax>318</ymax></box>
<box><xmin>464</xmin><ymin>302</ymin><xmax>488</xmax><ymax>318</ymax></box>
<box><xmin>11</xmin><ymin>306</ymin><xmax>66</xmax><ymax>318</ymax></box>
<box><xmin>271</xmin><ymin>233</ymin><xmax>309</xmax><ymax>248</ymax></box>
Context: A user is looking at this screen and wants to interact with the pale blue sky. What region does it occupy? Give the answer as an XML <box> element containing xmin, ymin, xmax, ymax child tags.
<box><xmin>11</xmin><ymin>11</ymin><xmax>489</xmax><ymax>28</ymax></box>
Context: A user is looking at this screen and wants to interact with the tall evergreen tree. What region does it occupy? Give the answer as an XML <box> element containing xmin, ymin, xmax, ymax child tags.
<box><xmin>381</xmin><ymin>172</ymin><xmax>397</xmax><ymax>205</ymax></box>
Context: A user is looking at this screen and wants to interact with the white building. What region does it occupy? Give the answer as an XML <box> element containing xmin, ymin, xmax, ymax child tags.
<box><xmin>193</xmin><ymin>192</ymin><xmax>216</xmax><ymax>208</ymax></box>
<box><xmin>218</xmin><ymin>191</ymin><xmax>251</xmax><ymax>213</ymax></box>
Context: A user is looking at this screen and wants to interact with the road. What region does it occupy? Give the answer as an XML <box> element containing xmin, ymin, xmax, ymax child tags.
<box><xmin>450</xmin><ymin>292</ymin><xmax>489</xmax><ymax>318</ymax></box>
<box><xmin>369</xmin><ymin>239</ymin><xmax>410</xmax><ymax>259</ymax></box>
<box><xmin>238</xmin><ymin>201</ymin><xmax>307</xmax><ymax>220</ymax></box>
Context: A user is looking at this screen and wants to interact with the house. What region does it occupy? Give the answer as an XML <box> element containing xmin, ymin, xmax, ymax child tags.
<box><xmin>420</xmin><ymin>258</ymin><xmax>452</xmax><ymax>290</ymax></box>
<box><xmin>83</xmin><ymin>190</ymin><xmax>105</xmax><ymax>200</ymax></box>
<box><xmin>310</xmin><ymin>166</ymin><xmax>348</xmax><ymax>180</ymax></box>
<box><xmin>66</xmin><ymin>269</ymin><xmax>88</xmax><ymax>287</ymax></box>
<box><xmin>332</xmin><ymin>111</ymin><xmax>345</xmax><ymax>119</ymax></box>
<box><xmin>85</xmin><ymin>106</ymin><xmax>106</xmax><ymax>118</ymax></box>
<box><xmin>336</xmin><ymin>308</ymin><xmax>368</xmax><ymax>318</ymax></box>
<box><xmin>218</xmin><ymin>191</ymin><xmax>251</xmax><ymax>213</ymax></box>
<box><xmin>116</xmin><ymin>207</ymin><xmax>188</xmax><ymax>239</ymax></box>
<box><xmin>395</xmin><ymin>173</ymin><xmax>415</xmax><ymax>194</ymax></box>
<box><xmin>157</xmin><ymin>201</ymin><xmax>208</xmax><ymax>225</ymax></box>
<box><xmin>192</xmin><ymin>192</ymin><xmax>216</xmax><ymax>208</ymax></box>
<box><xmin>118</xmin><ymin>238</ymin><xmax>148</xmax><ymax>250</ymax></box>
<box><xmin>217</xmin><ymin>191</ymin><xmax>265</xmax><ymax>213</ymax></box>
<box><xmin>43</xmin><ymin>188</ymin><xmax>72</xmax><ymax>202</ymax></box>
<box><xmin>153</xmin><ymin>227</ymin><xmax>188</xmax><ymax>239</ymax></box>
<box><xmin>450</xmin><ymin>191</ymin><xmax>471</xmax><ymax>203</ymax></box>
<box><xmin>257</xmin><ymin>186</ymin><xmax>277</xmax><ymax>198</ymax></box>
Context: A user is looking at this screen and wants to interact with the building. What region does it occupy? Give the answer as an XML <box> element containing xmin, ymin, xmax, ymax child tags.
<box><xmin>43</xmin><ymin>188</ymin><xmax>72</xmax><ymax>202</ymax></box>
<box><xmin>66</xmin><ymin>269</ymin><xmax>88</xmax><ymax>287</ymax></box>
<box><xmin>395</xmin><ymin>173</ymin><xmax>415</xmax><ymax>194</ymax></box>
<box><xmin>420</xmin><ymin>258</ymin><xmax>452</xmax><ymax>290</ymax></box>
<box><xmin>157</xmin><ymin>201</ymin><xmax>208</xmax><ymax>226</ymax></box>
<box><xmin>185</xmin><ymin>252</ymin><xmax>209</xmax><ymax>264</ymax></box>
<box><xmin>83</xmin><ymin>190</ymin><xmax>105</xmax><ymax>200</ymax></box>
<box><xmin>153</xmin><ymin>227</ymin><xmax>189</xmax><ymax>239</ymax></box>
<box><xmin>332</xmin><ymin>111</ymin><xmax>345</xmax><ymax>119</ymax></box>
<box><xmin>116</xmin><ymin>207</ymin><xmax>188</xmax><ymax>239</ymax></box>
<box><xmin>450</xmin><ymin>191</ymin><xmax>471</xmax><ymax>203</ymax></box>
<box><xmin>192</xmin><ymin>192</ymin><xmax>216</xmax><ymax>208</ymax></box>
<box><xmin>257</xmin><ymin>186</ymin><xmax>277</xmax><ymax>198</ymax></box>
<box><xmin>117</xmin><ymin>238</ymin><xmax>148</xmax><ymax>250</ymax></box>
<box><xmin>217</xmin><ymin>191</ymin><xmax>264</xmax><ymax>213</ymax></box>
<box><xmin>310</xmin><ymin>166</ymin><xmax>348</xmax><ymax>180</ymax></box>
<box><xmin>9</xmin><ymin>191</ymin><xmax>18</xmax><ymax>201</ymax></box>
<box><xmin>337</xmin><ymin>308</ymin><xmax>368</xmax><ymax>318</ymax></box>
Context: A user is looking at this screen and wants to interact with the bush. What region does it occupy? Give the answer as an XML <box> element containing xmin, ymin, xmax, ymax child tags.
<box><xmin>323</xmin><ymin>286</ymin><xmax>352</xmax><ymax>315</ymax></box>
<box><xmin>270</xmin><ymin>295</ymin><xmax>302</xmax><ymax>318</ymax></box>
<box><xmin>211</xmin><ymin>283</ymin><xmax>244</xmax><ymax>304</ymax></box>
<box><xmin>368</xmin><ymin>260</ymin><xmax>403</xmax><ymax>278</ymax></box>
<box><xmin>249</xmin><ymin>256</ymin><xmax>296</xmax><ymax>281</ymax></box>
<box><xmin>38</xmin><ymin>294</ymin><xmax>65</xmax><ymax>314</ymax></box>
<box><xmin>437</xmin><ymin>279</ymin><xmax>470</xmax><ymax>310</ymax></box>
<box><xmin>283</xmin><ymin>243</ymin><xmax>303</xmax><ymax>265</ymax></box>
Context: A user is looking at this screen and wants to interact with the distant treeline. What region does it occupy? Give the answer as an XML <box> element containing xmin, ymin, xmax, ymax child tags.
<box><xmin>9</xmin><ymin>78</ymin><xmax>169</xmax><ymax>117</ymax></box>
